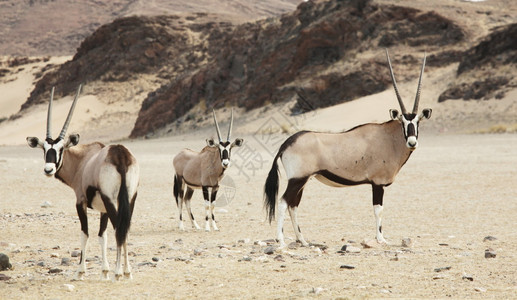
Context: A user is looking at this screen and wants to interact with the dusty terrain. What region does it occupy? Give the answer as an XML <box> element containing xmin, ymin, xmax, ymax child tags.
<box><xmin>1</xmin><ymin>129</ymin><xmax>517</xmax><ymax>299</ymax></box>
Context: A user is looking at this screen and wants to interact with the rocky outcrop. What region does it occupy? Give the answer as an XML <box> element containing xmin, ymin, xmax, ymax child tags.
<box><xmin>439</xmin><ymin>23</ymin><xmax>517</xmax><ymax>102</ymax></box>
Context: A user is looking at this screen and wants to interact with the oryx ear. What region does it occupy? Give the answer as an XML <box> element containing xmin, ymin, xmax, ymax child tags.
<box><xmin>232</xmin><ymin>138</ymin><xmax>244</xmax><ymax>148</ymax></box>
<box><xmin>420</xmin><ymin>108</ymin><xmax>432</xmax><ymax>120</ymax></box>
<box><xmin>206</xmin><ymin>138</ymin><xmax>217</xmax><ymax>147</ymax></box>
<box><xmin>26</xmin><ymin>137</ymin><xmax>43</xmax><ymax>148</ymax></box>
<box><xmin>389</xmin><ymin>109</ymin><xmax>400</xmax><ymax>120</ymax></box>
<box><xmin>65</xmin><ymin>133</ymin><xmax>80</xmax><ymax>148</ymax></box>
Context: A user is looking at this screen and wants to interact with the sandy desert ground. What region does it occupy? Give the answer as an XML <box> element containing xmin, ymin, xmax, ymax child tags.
<box><xmin>1</xmin><ymin>118</ymin><xmax>517</xmax><ymax>299</ymax></box>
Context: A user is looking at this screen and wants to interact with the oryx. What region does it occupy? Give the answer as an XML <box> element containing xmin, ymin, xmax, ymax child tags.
<box><xmin>264</xmin><ymin>50</ymin><xmax>432</xmax><ymax>247</ymax></box>
<box><xmin>26</xmin><ymin>85</ymin><xmax>139</xmax><ymax>280</ymax></box>
<box><xmin>173</xmin><ymin>109</ymin><xmax>243</xmax><ymax>231</ymax></box>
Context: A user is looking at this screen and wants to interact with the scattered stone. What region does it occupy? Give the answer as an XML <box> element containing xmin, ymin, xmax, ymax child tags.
<box><xmin>401</xmin><ymin>238</ymin><xmax>413</xmax><ymax>248</ymax></box>
<box><xmin>434</xmin><ymin>266</ymin><xmax>452</xmax><ymax>272</ymax></box>
<box><xmin>242</xmin><ymin>256</ymin><xmax>252</xmax><ymax>262</ymax></box>
<box><xmin>238</xmin><ymin>239</ymin><xmax>250</xmax><ymax>244</ymax></box>
<box><xmin>483</xmin><ymin>236</ymin><xmax>497</xmax><ymax>242</ymax></box>
<box><xmin>311</xmin><ymin>247</ymin><xmax>322</xmax><ymax>254</ymax></box>
<box><xmin>37</xmin><ymin>261</ymin><xmax>46</xmax><ymax>267</ymax></box>
<box><xmin>262</xmin><ymin>239</ymin><xmax>277</xmax><ymax>245</ymax></box>
<box><xmin>288</xmin><ymin>242</ymin><xmax>300</xmax><ymax>250</ymax></box>
<box><xmin>50</xmin><ymin>253</ymin><xmax>60</xmax><ymax>258</ymax></box>
<box><xmin>0</xmin><ymin>274</ymin><xmax>11</xmax><ymax>281</ymax></box>
<box><xmin>193</xmin><ymin>248</ymin><xmax>204</xmax><ymax>256</ymax></box>
<box><xmin>485</xmin><ymin>248</ymin><xmax>496</xmax><ymax>258</ymax></box>
<box><xmin>432</xmin><ymin>274</ymin><xmax>445</xmax><ymax>280</ymax></box>
<box><xmin>0</xmin><ymin>253</ymin><xmax>12</xmax><ymax>271</ymax></box>
<box><xmin>274</xmin><ymin>255</ymin><xmax>285</xmax><ymax>262</ymax></box>
<box><xmin>380</xmin><ymin>289</ymin><xmax>391</xmax><ymax>294</ymax></box>
<box><xmin>474</xmin><ymin>287</ymin><xmax>487</xmax><ymax>292</ymax></box>
<box><xmin>216</xmin><ymin>208</ymin><xmax>228</xmax><ymax>213</ymax></box>
<box><xmin>340</xmin><ymin>265</ymin><xmax>355</xmax><ymax>269</ymax></box>
<box><xmin>361</xmin><ymin>238</ymin><xmax>378</xmax><ymax>249</ymax></box>
<box><xmin>61</xmin><ymin>257</ymin><xmax>71</xmax><ymax>266</ymax></box>
<box><xmin>63</xmin><ymin>284</ymin><xmax>75</xmax><ymax>292</ymax></box>
<box><xmin>438</xmin><ymin>243</ymin><xmax>449</xmax><ymax>246</ymax></box>
<box><xmin>70</xmin><ymin>250</ymin><xmax>81</xmax><ymax>257</ymax></box>
<box><xmin>41</xmin><ymin>201</ymin><xmax>52</xmax><ymax>208</ymax></box>
<box><xmin>52</xmin><ymin>246</ymin><xmax>60</xmax><ymax>250</ymax></box>
<box><xmin>137</xmin><ymin>262</ymin><xmax>156</xmax><ymax>267</ymax></box>
<box><xmin>152</xmin><ymin>257</ymin><xmax>161</xmax><ymax>262</ymax></box>
<box><xmin>255</xmin><ymin>241</ymin><xmax>267</xmax><ymax>247</ymax></box>
<box><xmin>345</xmin><ymin>246</ymin><xmax>361</xmax><ymax>253</ymax></box>
<box><xmin>310</xmin><ymin>287</ymin><xmax>325</xmax><ymax>295</ymax></box>
<box><xmin>48</xmin><ymin>268</ymin><xmax>63</xmax><ymax>274</ymax></box>
<box><xmin>309</xmin><ymin>243</ymin><xmax>328</xmax><ymax>251</ymax></box>
<box><xmin>264</xmin><ymin>246</ymin><xmax>276</xmax><ymax>255</ymax></box>
<box><xmin>462</xmin><ymin>274</ymin><xmax>474</xmax><ymax>281</ymax></box>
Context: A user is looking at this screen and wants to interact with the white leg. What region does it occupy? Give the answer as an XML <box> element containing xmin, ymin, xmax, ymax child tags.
<box><xmin>185</xmin><ymin>199</ymin><xmax>200</xmax><ymax>230</ymax></box>
<box><xmin>99</xmin><ymin>232</ymin><xmax>110</xmax><ymax>280</ymax></box>
<box><xmin>204</xmin><ymin>200</ymin><xmax>211</xmax><ymax>232</ymax></box>
<box><xmin>277</xmin><ymin>199</ymin><xmax>288</xmax><ymax>248</ymax></box>
<box><xmin>114</xmin><ymin>246</ymin><xmax>123</xmax><ymax>280</ymax></box>
<box><xmin>123</xmin><ymin>242</ymin><xmax>132</xmax><ymax>279</ymax></box>
<box><xmin>373</xmin><ymin>204</ymin><xmax>387</xmax><ymax>243</ymax></box>
<box><xmin>76</xmin><ymin>232</ymin><xmax>88</xmax><ymax>280</ymax></box>
<box><xmin>288</xmin><ymin>205</ymin><xmax>309</xmax><ymax>246</ymax></box>
<box><xmin>210</xmin><ymin>203</ymin><xmax>219</xmax><ymax>231</ymax></box>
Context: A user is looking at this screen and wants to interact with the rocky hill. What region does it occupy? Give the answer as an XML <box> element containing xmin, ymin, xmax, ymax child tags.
<box><xmin>5</xmin><ymin>0</ymin><xmax>517</xmax><ymax>138</ymax></box>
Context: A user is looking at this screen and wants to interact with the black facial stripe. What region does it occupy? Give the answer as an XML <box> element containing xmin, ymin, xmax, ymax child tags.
<box><xmin>45</xmin><ymin>148</ymin><xmax>57</xmax><ymax>163</ymax></box>
<box><xmin>220</xmin><ymin>141</ymin><xmax>230</xmax><ymax>147</ymax></box>
<box><xmin>407</xmin><ymin>123</ymin><xmax>416</xmax><ymax>137</ymax></box>
<box><xmin>222</xmin><ymin>149</ymin><xmax>229</xmax><ymax>160</ymax></box>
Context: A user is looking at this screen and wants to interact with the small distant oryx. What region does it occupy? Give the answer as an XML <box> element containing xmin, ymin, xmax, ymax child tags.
<box><xmin>173</xmin><ymin>109</ymin><xmax>243</xmax><ymax>231</ymax></box>
<box><xmin>27</xmin><ymin>85</ymin><xmax>139</xmax><ymax>280</ymax></box>
<box><xmin>264</xmin><ymin>50</ymin><xmax>432</xmax><ymax>247</ymax></box>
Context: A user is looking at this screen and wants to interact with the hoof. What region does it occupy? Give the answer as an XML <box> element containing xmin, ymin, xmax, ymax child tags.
<box><xmin>124</xmin><ymin>272</ymin><xmax>133</xmax><ymax>280</ymax></box>
<box><xmin>100</xmin><ymin>270</ymin><xmax>110</xmax><ymax>281</ymax></box>
<box><xmin>74</xmin><ymin>271</ymin><xmax>85</xmax><ymax>281</ymax></box>
<box><xmin>114</xmin><ymin>273</ymin><xmax>123</xmax><ymax>281</ymax></box>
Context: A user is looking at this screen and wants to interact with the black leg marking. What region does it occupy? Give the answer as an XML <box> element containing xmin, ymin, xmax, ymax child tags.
<box><xmin>179</xmin><ymin>214</ymin><xmax>183</xmax><ymax>221</ymax></box>
<box><xmin>282</xmin><ymin>177</ymin><xmax>309</xmax><ymax>207</ymax></box>
<box><xmin>210</xmin><ymin>186</ymin><xmax>219</xmax><ymax>203</ymax></box>
<box><xmin>190</xmin><ymin>213</ymin><xmax>195</xmax><ymax>220</ymax></box>
<box><xmin>212</xmin><ymin>214</ymin><xmax>215</xmax><ymax>221</ymax></box>
<box><xmin>372</xmin><ymin>184</ymin><xmax>384</xmax><ymax>206</ymax></box>
<box><xmin>205</xmin><ymin>216</ymin><xmax>209</xmax><ymax>221</ymax></box>
<box><xmin>76</xmin><ymin>203</ymin><xmax>88</xmax><ymax>264</ymax></box>
<box><xmin>298</xmin><ymin>225</ymin><xmax>301</xmax><ymax>233</ymax></box>
<box><xmin>379</xmin><ymin>226</ymin><xmax>383</xmax><ymax>233</ymax></box>
<box><xmin>100</xmin><ymin>193</ymin><xmax>118</xmax><ymax>229</ymax></box>
<box><xmin>202</xmin><ymin>186</ymin><xmax>209</xmax><ymax>201</ymax></box>
<box><xmin>184</xmin><ymin>188</ymin><xmax>194</xmax><ymax>201</ymax></box>
<box><xmin>98</xmin><ymin>213</ymin><xmax>109</xmax><ymax>237</ymax></box>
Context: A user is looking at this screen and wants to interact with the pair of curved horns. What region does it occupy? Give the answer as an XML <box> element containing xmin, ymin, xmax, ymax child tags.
<box><xmin>212</xmin><ymin>108</ymin><xmax>233</xmax><ymax>142</ymax></box>
<box><xmin>385</xmin><ymin>49</ymin><xmax>426</xmax><ymax>114</ymax></box>
<box><xmin>46</xmin><ymin>84</ymin><xmax>82</xmax><ymax>140</ymax></box>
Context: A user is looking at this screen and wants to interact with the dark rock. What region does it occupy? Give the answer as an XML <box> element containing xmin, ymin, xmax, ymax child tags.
<box><xmin>483</xmin><ymin>236</ymin><xmax>497</xmax><ymax>242</ymax></box>
<box><xmin>0</xmin><ymin>274</ymin><xmax>11</xmax><ymax>281</ymax></box>
<box><xmin>434</xmin><ymin>266</ymin><xmax>451</xmax><ymax>272</ymax></box>
<box><xmin>0</xmin><ymin>253</ymin><xmax>12</xmax><ymax>271</ymax></box>
<box><xmin>462</xmin><ymin>275</ymin><xmax>474</xmax><ymax>281</ymax></box>
<box><xmin>152</xmin><ymin>257</ymin><xmax>161</xmax><ymax>262</ymax></box>
<box><xmin>340</xmin><ymin>265</ymin><xmax>355</xmax><ymax>269</ymax></box>
<box><xmin>48</xmin><ymin>268</ymin><xmax>63</xmax><ymax>274</ymax></box>
<box><xmin>61</xmin><ymin>257</ymin><xmax>71</xmax><ymax>266</ymax></box>
<box><xmin>485</xmin><ymin>248</ymin><xmax>496</xmax><ymax>258</ymax></box>
<box><xmin>264</xmin><ymin>246</ymin><xmax>276</xmax><ymax>255</ymax></box>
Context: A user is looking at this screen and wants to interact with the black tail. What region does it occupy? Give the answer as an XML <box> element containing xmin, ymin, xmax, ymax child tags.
<box><xmin>264</xmin><ymin>153</ymin><xmax>280</xmax><ymax>223</ymax></box>
<box><xmin>116</xmin><ymin>175</ymin><xmax>131</xmax><ymax>247</ymax></box>
<box><xmin>173</xmin><ymin>175</ymin><xmax>180</xmax><ymax>205</ymax></box>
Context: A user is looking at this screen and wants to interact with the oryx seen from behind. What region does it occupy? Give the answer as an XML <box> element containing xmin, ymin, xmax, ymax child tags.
<box><xmin>173</xmin><ymin>109</ymin><xmax>243</xmax><ymax>231</ymax></box>
<box><xmin>27</xmin><ymin>85</ymin><xmax>139</xmax><ymax>280</ymax></box>
<box><xmin>264</xmin><ymin>50</ymin><xmax>432</xmax><ymax>247</ymax></box>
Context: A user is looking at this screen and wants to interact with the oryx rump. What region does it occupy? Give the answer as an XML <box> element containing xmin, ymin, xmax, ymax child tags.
<box><xmin>26</xmin><ymin>85</ymin><xmax>139</xmax><ymax>280</ymax></box>
<box><xmin>264</xmin><ymin>50</ymin><xmax>432</xmax><ymax>247</ymax></box>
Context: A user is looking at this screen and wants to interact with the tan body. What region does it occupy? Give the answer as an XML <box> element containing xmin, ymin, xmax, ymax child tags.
<box><xmin>173</xmin><ymin>147</ymin><xmax>224</xmax><ymax>187</ymax></box>
<box><xmin>283</xmin><ymin>120</ymin><xmax>411</xmax><ymax>186</ymax></box>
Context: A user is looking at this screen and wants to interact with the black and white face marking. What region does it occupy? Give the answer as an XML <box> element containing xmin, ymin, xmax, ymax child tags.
<box><xmin>206</xmin><ymin>138</ymin><xmax>244</xmax><ymax>169</ymax></box>
<box><xmin>390</xmin><ymin>109</ymin><xmax>432</xmax><ymax>150</ymax></box>
<box><xmin>27</xmin><ymin>134</ymin><xmax>80</xmax><ymax>176</ymax></box>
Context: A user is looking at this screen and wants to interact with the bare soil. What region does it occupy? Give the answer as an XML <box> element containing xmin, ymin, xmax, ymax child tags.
<box><xmin>1</xmin><ymin>132</ymin><xmax>516</xmax><ymax>299</ymax></box>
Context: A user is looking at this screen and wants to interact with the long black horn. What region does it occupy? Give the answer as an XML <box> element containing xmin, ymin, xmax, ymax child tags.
<box><xmin>212</xmin><ymin>109</ymin><xmax>222</xmax><ymax>142</ymax></box>
<box><xmin>412</xmin><ymin>52</ymin><xmax>426</xmax><ymax>114</ymax></box>
<box><xmin>46</xmin><ymin>87</ymin><xmax>55</xmax><ymax>139</ymax></box>
<box><xmin>385</xmin><ymin>49</ymin><xmax>407</xmax><ymax>114</ymax></box>
<box><xmin>58</xmin><ymin>84</ymin><xmax>82</xmax><ymax>140</ymax></box>
<box><xmin>227</xmin><ymin>108</ymin><xmax>233</xmax><ymax>141</ymax></box>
